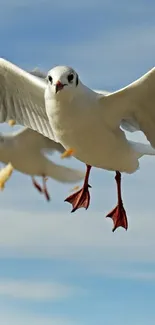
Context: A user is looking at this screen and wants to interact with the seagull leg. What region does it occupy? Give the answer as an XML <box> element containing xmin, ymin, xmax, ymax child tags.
<box><xmin>42</xmin><ymin>176</ymin><xmax>50</xmax><ymax>201</ymax></box>
<box><xmin>31</xmin><ymin>176</ymin><xmax>43</xmax><ymax>193</ymax></box>
<box><xmin>65</xmin><ymin>164</ymin><xmax>92</xmax><ymax>212</ymax></box>
<box><xmin>31</xmin><ymin>176</ymin><xmax>50</xmax><ymax>201</ymax></box>
<box><xmin>106</xmin><ymin>171</ymin><xmax>128</xmax><ymax>232</ymax></box>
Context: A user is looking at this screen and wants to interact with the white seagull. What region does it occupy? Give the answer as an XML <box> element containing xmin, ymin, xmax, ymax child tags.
<box><xmin>0</xmin><ymin>127</ymin><xmax>84</xmax><ymax>200</ymax></box>
<box><xmin>44</xmin><ymin>65</ymin><xmax>155</xmax><ymax>231</ymax></box>
<box><xmin>0</xmin><ymin>59</ymin><xmax>155</xmax><ymax>231</ymax></box>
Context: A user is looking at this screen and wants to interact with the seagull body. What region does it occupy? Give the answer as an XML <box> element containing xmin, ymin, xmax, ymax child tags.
<box><xmin>45</xmin><ymin>73</ymin><xmax>154</xmax><ymax>174</ymax></box>
<box><xmin>0</xmin><ymin>127</ymin><xmax>84</xmax><ymax>200</ymax></box>
<box><xmin>0</xmin><ymin>58</ymin><xmax>155</xmax><ymax>230</ymax></box>
<box><xmin>30</xmin><ymin>66</ymin><xmax>155</xmax><ymax>172</ymax></box>
<box><xmin>44</xmin><ymin>65</ymin><xmax>155</xmax><ymax>230</ymax></box>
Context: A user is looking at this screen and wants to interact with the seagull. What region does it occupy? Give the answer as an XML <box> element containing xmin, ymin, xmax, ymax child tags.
<box><xmin>0</xmin><ymin>127</ymin><xmax>84</xmax><ymax>200</ymax></box>
<box><xmin>44</xmin><ymin>65</ymin><xmax>155</xmax><ymax>231</ymax></box>
<box><xmin>0</xmin><ymin>58</ymin><xmax>155</xmax><ymax>231</ymax></box>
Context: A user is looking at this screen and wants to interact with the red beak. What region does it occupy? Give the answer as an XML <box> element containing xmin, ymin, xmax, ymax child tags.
<box><xmin>55</xmin><ymin>80</ymin><xmax>64</xmax><ymax>93</ymax></box>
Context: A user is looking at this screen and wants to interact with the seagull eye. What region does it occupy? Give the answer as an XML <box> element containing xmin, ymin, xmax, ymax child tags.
<box><xmin>68</xmin><ymin>73</ymin><xmax>74</xmax><ymax>83</ymax></box>
<box><xmin>48</xmin><ymin>75</ymin><xmax>53</xmax><ymax>84</ymax></box>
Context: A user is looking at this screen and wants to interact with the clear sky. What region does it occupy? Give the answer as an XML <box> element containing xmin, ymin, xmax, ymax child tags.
<box><xmin>0</xmin><ymin>0</ymin><xmax>155</xmax><ymax>324</ymax></box>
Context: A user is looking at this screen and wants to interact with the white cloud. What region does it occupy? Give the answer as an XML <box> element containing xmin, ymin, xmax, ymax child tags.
<box><xmin>0</xmin><ymin>199</ymin><xmax>154</xmax><ymax>265</ymax></box>
<box><xmin>0</xmin><ymin>279</ymin><xmax>84</xmax><ymax>300</ymax></box>
<box><xmin>113</xmin><ymin>271</ymin><xmax>155</xmax><ymax>281</ymax></box>
<box><xmin>0</xmin><ymin>308</ymin><xmax>81</xmax><ymax>325</ymax></box>
<box><xmin>85</xmin><ymin>264</ymin><xmax>155</xmax><ymax>281</ymax></box>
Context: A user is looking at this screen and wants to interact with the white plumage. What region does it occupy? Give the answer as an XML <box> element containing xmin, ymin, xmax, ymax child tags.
<box><xmin>45</xmin><ymin>65</ymin><xmax>155</xmax><ymax>174</ymax></box>
<box><xmin>0</xmin><ymin>58</ymin><xmax>155</xmax><ymax>230</ymax></box>
<box><xmin>0</xmin><ymin>58</ymin><xmax>53</xmax><ymax>140</ymax></box>
<box><xmin>0</xmin><ymin>127</ymin><xmax>84</xmax><ymax>182</ymax></box>
<box><xmin>0</xmin><ymin>127</ymin><xmax>84</xmax><ymax>200</ymax></box>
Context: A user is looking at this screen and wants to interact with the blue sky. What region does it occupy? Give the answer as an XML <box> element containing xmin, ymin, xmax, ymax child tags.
<box><xmin>0</xmin><ymin>0</ymin><xmax>155</xmax><ymax>324</ymax></box>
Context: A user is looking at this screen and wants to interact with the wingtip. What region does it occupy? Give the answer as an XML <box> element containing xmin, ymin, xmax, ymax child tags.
<box><xmin>62</xmin><ymin>168</ymin><xmax>85</xmax><ymax>183</ymax></box>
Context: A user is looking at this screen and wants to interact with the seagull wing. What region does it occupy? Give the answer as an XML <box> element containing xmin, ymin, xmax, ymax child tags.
<box><xmin>29</xmin><ymin>68</ymin><xmax>47</xmax><ymax>80</ymax></box>
<box><xmin>94</xmin><ymin>89</ymin><xmax>140</xmax><ymax>132</ymax></box>
<box><xmin>98</xmin><ymin>67</ymin><xmax>155</xmax><ymax>147</ymax></box>
<box><xmin>12</xmin><ymin>127</ymin><xmax>65</xmax><ymax>153</ymax></box>
<box><xmin>0</xmin><ymin>58</ymin><xmax>55</xmax><ymax>140</ymax></box>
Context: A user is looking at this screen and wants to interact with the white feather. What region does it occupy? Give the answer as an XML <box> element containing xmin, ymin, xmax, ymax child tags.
<box><xmin>0</xmin><ymin>127</ymin><xmax>84</xmax><ymax>183</ymax></box>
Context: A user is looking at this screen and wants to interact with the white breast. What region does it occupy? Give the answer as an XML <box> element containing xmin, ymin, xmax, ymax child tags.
<box><xmin>45</xmin><ymin>88</ymin><xmax>138</xmax><ymax>173</ymax></box>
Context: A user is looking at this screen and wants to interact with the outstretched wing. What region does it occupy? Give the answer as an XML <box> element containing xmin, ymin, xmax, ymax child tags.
<box><xmin>0</xmin><ymin>58</ymin><xmax>55</xmax><ymax>140</ymax></box>
<box><xmin>12</xmin><ymin>127</ymin><xmax>65</xmax><ymax>153</ymax></box>
<box><xmin>98</xmin><ymin>67</ymin><xmax>155</xmax><ymax>147</ymax></box>
<box><xmin>29</xmin><ymin>68</ymin><xmax>47</xmax><ymax>80</ymax></box>
<box><xmin>94</xmin><ymin>88</ymin><xmax>140</xmax><ymax>132</ymax></box>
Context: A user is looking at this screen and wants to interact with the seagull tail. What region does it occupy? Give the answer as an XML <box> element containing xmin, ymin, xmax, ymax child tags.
<box><xmin>129</xmin><ymin>141</ymin><xmax>155</xmax><ymax>158</ymax></box>
<box><xmin>46</xmin><ymin>160</ymin><xmax>85</xmax><ymax>183</ymax></box>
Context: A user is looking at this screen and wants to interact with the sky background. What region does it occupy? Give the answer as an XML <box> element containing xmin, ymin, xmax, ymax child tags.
<box><xmin>0</xmin><ymin>0</ymin><xmax>155</xmax><ymax>324</ymax></box>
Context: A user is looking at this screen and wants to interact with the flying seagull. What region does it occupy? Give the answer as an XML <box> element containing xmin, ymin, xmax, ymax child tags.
<box><xmin>0</xmin><ymin>58</ymin><xmax>155</xmax><ymax>231</ymax></box>
<box><xmin>29</xmin><ymin>67</ymin><xmax>143</xmax><ymax>135</ymax></box>
<box><xmin>0</xmin><ymin>127</ymin><xmax>84</xmax><ymax>200</ymax></box>
<box><xmin>44</xmin><ymin>65</ymin><xmax>155</xmax><ymax>231</ymax></box>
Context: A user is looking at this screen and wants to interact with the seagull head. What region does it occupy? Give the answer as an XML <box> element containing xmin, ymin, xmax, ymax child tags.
<box><xmin>47</xmin><ymin>66</ymin><xmax>79</xmax><ymax>97</ymax></box>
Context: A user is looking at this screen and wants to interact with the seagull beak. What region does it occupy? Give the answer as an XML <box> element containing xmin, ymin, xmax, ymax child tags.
<box><xmin>55</xmin><ymin>81</ymin><xmax>64</xmax><ymax>94</ymax></box>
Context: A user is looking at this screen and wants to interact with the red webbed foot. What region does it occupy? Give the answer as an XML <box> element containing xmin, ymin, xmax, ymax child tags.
<box><xmin>65</xmin><ymin>164</ymin><xmax>92</xmax><ymax>213</ymax></box>
<box><xmin>65</xmin><ymin>184</ymin><xmax>91</xmax><ymax>212</ymax></box>
<box><xmin>106</xmin><ymin>200</ymin><xmax>128</xmax><ymax>232</ymax></box>
<box><xmin>106</xmin><ymin>171</ymin><xmax>128</xmax><ymax>232</ymax></box>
